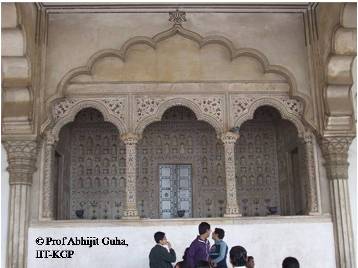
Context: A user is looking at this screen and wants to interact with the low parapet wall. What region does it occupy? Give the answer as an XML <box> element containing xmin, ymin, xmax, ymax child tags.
<box><xmin>28</xmin><ymin>216</ymin><xmax>335</xmax><ymax>268</ymax></box>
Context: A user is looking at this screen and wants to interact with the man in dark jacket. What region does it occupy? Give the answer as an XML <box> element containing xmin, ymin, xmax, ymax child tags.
<box><xmin>186</xmin><ymin>222</ymin><xmax>211</xmax><ymax>268</ymax></box>
<box><xmin>149</xmin><ymin>231</ymin><xmax>176</xmax><ymax>268</ymax></box>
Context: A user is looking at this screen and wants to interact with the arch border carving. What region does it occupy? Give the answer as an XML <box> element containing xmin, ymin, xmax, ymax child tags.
<box><xmin>48</xmin><ymin>24</ymin><xmax>310</xmax><ymax>120</ymax></box>
<box><xmin>232</xmin><ymin>95</ymin><xmax>306</xmax><ymax>137</ymax></box>
<box><xmin>134</xmin><ymin>97</ymin><xmax>224</xmax><ymax>136</ymax></box>
<box><xmin>46</xmin><ymin>98</ymin><xmax>128</xmax><ymax>140</ymax></box>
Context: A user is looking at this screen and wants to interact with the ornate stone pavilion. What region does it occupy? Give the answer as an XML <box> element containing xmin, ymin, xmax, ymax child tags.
<box><xmin>1</xmin><ymin>3</ymin><xmax>356</xmax><ymax>268</ymax></box>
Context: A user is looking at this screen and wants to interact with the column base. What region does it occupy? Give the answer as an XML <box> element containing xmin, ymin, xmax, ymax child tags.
<box><xmin>223</xmin><ymin>213</ymin><xmax>241</xmax><ymax>218</ymax></box>
<box><xmin>122</xmin><ymin>215</ymin><xmax>140</xmax><ymax>220</ymax></box>
<box><xmin>122</xmin><ymin>209</ymin><xmax>139</xmax><ymax>219</ymax></box>
<box><xmin>224</xmin><ymin>206</ymin><xmax>241</xmax><ymax>217</ymax></box>
<box><xmin>308</xmin><ymin>212</ymin><xmax>321</xmax><ymax>216</ymax></box>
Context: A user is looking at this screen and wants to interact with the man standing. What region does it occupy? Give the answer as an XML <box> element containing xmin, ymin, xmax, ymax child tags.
<box><xmin>209</xmin><ymin>228</ymin><xmax>228</xmax><ymax>268</ymax></box>
<box><xmin>149</xmin><ymin>231</ymin><xmax>176</xmax><ymax>268</ymax></box>
<box><xmin>186</xmin><ymin>222</ymin><xmax>211</xmax><ymax>268</ymax></box>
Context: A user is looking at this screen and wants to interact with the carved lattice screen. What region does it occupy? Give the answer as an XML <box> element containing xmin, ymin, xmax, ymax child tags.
<box><xmin>236</xmin><ymin>107</ymin><xmax>282</xmax><ymax>216</ymax></box>
<box><xmin>59</xmin><ymin>108</ymin><xmax>126</xmax><ymax>219</ymax></box>
<box><xmin>56</xmin><ymin>106</ymin><xmax>303</xmax><ymax>219</ymax></box>
<box><xmin>137</xmin><ymin>106</ymin><xmax>226</xmax><ymax>218</ymax></box>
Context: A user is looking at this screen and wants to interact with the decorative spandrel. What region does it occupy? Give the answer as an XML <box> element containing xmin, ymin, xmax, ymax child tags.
<box><xmin>67</xmin><ymin>109</ymin><xmax>126</xmax><ymax>219</ymax></box>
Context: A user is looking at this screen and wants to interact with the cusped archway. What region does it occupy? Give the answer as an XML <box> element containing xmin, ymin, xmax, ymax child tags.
<box><xmin>54</xmin><ymin>108</ymin><xmax>126</xmax><ymax>220</ymax></box>
<box><xmin>236</xmin><ymin>106</ymin><xmax>311</xmax><ymax>216</ymax></box>
<box><xmin>135</xmin><ymin>97</ymin><xmax>224</xmax><ymax>137</ymax></box>
<box><xmin>137</xmin><ymin>105</ymin><xmax>226</xmax><ymax>219</ymax></box>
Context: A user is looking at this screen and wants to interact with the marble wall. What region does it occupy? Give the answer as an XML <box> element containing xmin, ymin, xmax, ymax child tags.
<box><xmin>27</xmin><ymin>217</ymin><xmax>335</xmax><ymax>268</ymax></box>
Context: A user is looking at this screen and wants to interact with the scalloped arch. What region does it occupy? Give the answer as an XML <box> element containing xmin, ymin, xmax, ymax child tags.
<box><xmin>135</xmin><ymin>98</ymin><xmax>223</xmax><ymax>136</ymax></box>
<box><xmin>234</xmin><ymin>98</ymin><xmax>305</xmax><ymax>137</ymax></box>
<box><xmin>52</xmin><ymin>24</ymin><xmax>303</xmax><ymax>102</ymax></box>
<box><xmin>51</xmin><ymin>100</ymin><xmax>127</xmax><ymax>140</ymax></box>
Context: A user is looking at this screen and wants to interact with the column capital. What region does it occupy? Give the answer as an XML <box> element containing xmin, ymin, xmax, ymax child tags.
<box><xmin>320</xmin><ymin>136</ymin><xmax>354</xmax><ymax>181</ymax></box>
<box><xmin>45</xmin><ymin>131</ymin><xmax>57</xmax><ymax>145</ymax></box>
<box><xmin>301</xmin><ymin>130</ymin><xmax>314</xmax><ymax>143</ymax></box>
<box><xmin>120</xmin><ymin>133</ymin><xmax>141</xmax><ymax>144</ymax></box>
<box><xmin>221</xmin><ymin>131</ymin><xmax>240</xmax><ymax>144</ymax></box>
<box><xmin>2</xmin><ymin>139</ymin><xmax>38</xmax><ymax>185</ymax></box>
<box><xmin>320</xmin><ymin>136</ymin><xmax>354</xmax><ymax>155</ymax></box>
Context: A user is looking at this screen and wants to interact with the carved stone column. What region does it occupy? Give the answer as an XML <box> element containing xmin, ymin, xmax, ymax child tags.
<box><xmin>321</xmin><ymin>136</ymin><xmax>355</xmax><ymax>268</ymax></box>
<box><xmin>42</xmin><ymin>132</ymin><xmax>57</xmax><ymax>220</ymax></box>
<box><xmin>301</xmin><ymin>132</ymin><xmax>320</xmax><ymax>215</ymax></box>
<box><xmin>221</xmin><ymin>132</ymin><xmax>241</xmax><ymax>217</ymax></box>
<box><xmin>3</xmin><ymin>139</ymin><xmax>38</xmax><ymax>268</ymax></box>
<box><xmin>121</xmin><ymin>133</ymin><xmax>140</xmax><ymax>219</ymax></box>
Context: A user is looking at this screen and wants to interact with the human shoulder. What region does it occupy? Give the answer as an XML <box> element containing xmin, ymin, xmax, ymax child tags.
<box><xmin>220</xmin><ymin>240</ymin><xmax>227</xmax><ymax>246</ymax></box>
<box><xmin>189</xmin><ymin>236</ymin><xmax>199</xmax><ymax>246</ymax></box>
<box><xmin>150</xmin><ymin>244</ymin><xmax>163</xmax><ymax>252</ymax></box>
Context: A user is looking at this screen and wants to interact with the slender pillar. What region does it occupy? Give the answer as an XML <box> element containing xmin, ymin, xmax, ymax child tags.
<box><xmin>42</xmin><ymin>132</ymin><xmax>57</xmax><ymax>220</ymax></box>
<box><xmin>221</xmin><ymin>132</ymin><xmax>241</xmax><ymax>217</ymax></box>
<box><xmin>302</xmin><ymin>132</ymin><xmax>320</xmax><ymax>215</ymax></box>
<box><xmin>3</xmin><ymin>139</ymin><xmax>38</xmax><ymax>268</ymax></box>
<box><xmin>320</xmin><ymin>136</ymin><xmax>355</xmax><ymax>268</ymax></box>
<box><xmin>121</xmin><ymin>133</ymin><xmax>140</xmax><ymax>219</ymax></box>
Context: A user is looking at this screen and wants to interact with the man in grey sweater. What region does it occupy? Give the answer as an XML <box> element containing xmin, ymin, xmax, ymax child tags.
<box><xmin>209</xmin><ymin>228</ymin><xmax>228</xmax><ymax>268</ymax></box>
<box><xmin>149</xmin><ymin>231</ymin><xmax>176</xmax><ymax>268</ymax></box>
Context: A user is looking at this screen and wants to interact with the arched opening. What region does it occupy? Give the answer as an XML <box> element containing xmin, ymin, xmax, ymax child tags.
<box><xmin>137</xmin><ymin>106</ymin><xmax>225</xmax><ymax>219</ymax></box>
<box><xmin>236</xmin><ymin>106</ymin><xmax>306</xmax><ymax>216</ymax></box>
<box><xmin>55</xmin><ymin>108</ymin><xmax>126</xmax><ymax>220</ymax></box>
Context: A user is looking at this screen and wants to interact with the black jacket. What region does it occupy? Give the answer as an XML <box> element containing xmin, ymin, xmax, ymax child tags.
<box><xmin>149</xmin><ymin>244</ymin><xmax>176</xmax><ymax>268</ymax></box>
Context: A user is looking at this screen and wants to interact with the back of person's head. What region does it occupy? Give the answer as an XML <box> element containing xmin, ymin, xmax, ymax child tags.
<box><xmin>214</xmin><ymin>228</ymin><xmax>225</xmax><ymax>239</ymax></box>
<box><xmin>198</xmin><ymin>222</ymin><xmax>211</xmax><ymax>235</ymax></box>
<box><xmin>174</xmin><ymin>261</ymin><xmax>184</xmax><ymax>268</ymax></box>
<box><xmin>154</xmin><ymin>231</ymin><xmax>165</xmax><ymax>243</ymax></box>
<box><xmin>282</xmin><ymin>257</ymin><xmax>300</xmax><ymax>268</ymax></box>
<box><xmin>230</xmin><ymin>246</ymin><xmax>247</xmax><ymax>267</ymax></box>
<box><xmin>246</xmin><ymin>256</ymin><xmax>254</xmax><ymax>268</ymax></box>
<box><xmin>196</xmin><ymin>260</ymin><xmax>210</xmax><ymax>268</ymax></box>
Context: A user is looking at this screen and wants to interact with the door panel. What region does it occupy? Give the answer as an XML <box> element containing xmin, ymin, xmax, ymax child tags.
<box><xmin>159</xmin><ymin>164</ymin><xmax>192</xmax><ymax>218</ymax></box>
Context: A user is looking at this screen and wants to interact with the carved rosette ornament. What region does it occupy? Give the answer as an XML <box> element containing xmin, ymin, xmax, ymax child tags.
<box><xmin>169</xmin><ymin>9</ymin><xmax>186</xmax><ymax>25</ymax></box>
<box><xmin>221</xmin><ymin>132</ymin><xmax>241</xmax><ymax>217</ymax></box>
<box><xmin>320</xmin><ymin>136</ymin><xmax>355</xmax><ymax>268</ymax></box>
<box><xmin>42</xmin><ymin>132</ymin><xmax>57</xmax><ymax>220</ymax></box>
<box><xmin>121</xmin><ymin>133</ymin><xmax>140</xmax><ymax>219</ymax></box>
<box><xmin>301</xmin><ymin>132</ymin><xmax>320</xmax><ymax>215</ymax></box>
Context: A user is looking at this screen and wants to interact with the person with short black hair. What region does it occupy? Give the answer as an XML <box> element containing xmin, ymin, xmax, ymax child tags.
<box><xmin>186</xmin><ymin>222</ymin><xmax>212</xmax><ymax>268</ymax></box>
<box><xmin>229</xmin><ymin>246</ymin><xmax>248</xmax><ymax>267</ymax></box>
<box><xmin>209</xmin><ymin>228</ymin><xmax>228</xmax><ymax>268</ymax></box>
<box><xmin>149</xmin><ymin>231</ymin><xmax>176</xmax><ymax>268</ymax></box>
<box><xmin>174</xmin><ymin>247</ymin><xmax>189</xmax><ymax>268</ymax></box>
<box><xmin>245</xmin><ymin>256</ymin><xmax>254</xmax><ymax>268</ymax></box>
<box><xmin>282</xmin><ymin>257</ymin><xmax>299</xmax><ymax>268</ymax></box>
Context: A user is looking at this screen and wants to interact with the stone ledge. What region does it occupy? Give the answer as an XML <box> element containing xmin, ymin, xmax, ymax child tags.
<box><xmin>30</xmin><ymin>215</ymin><xmax>332</xmax><ymax>228</ymax></box>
